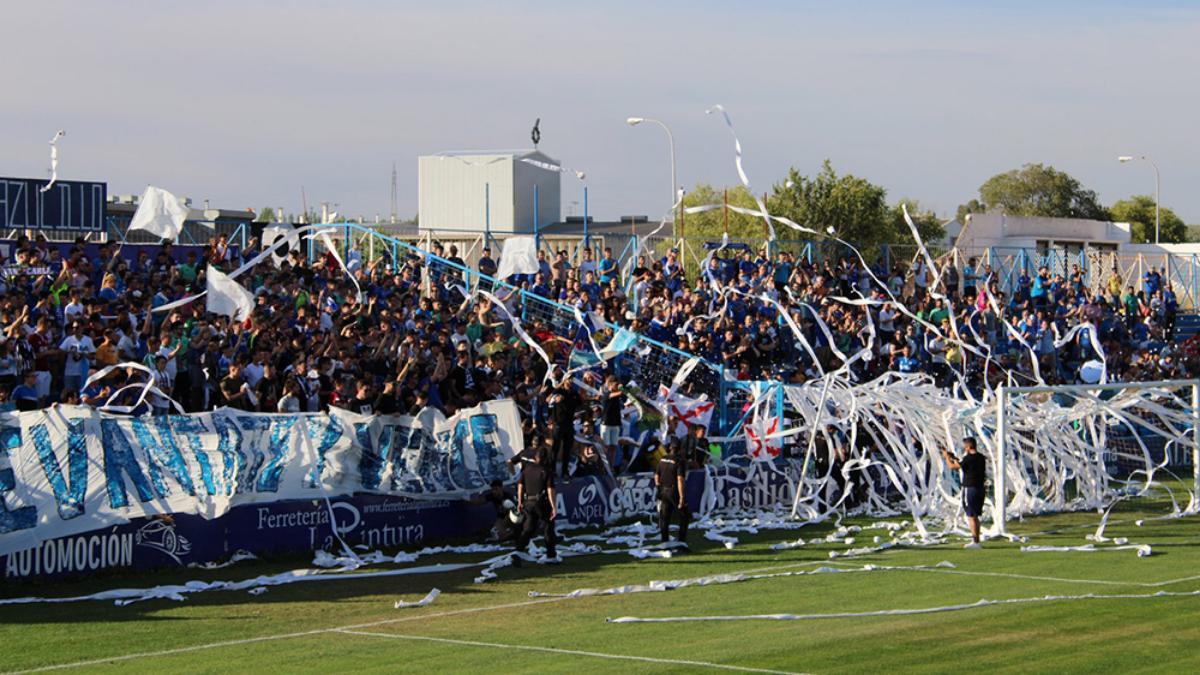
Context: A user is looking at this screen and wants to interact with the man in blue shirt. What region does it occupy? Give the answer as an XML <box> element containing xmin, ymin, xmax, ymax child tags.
<box><xmin>11</xmin><ymin>371</ymin><xmax>40</xmax><ymax>411</ymax></box>
<box><xmin>892</xmin><ymin>344</ymin><xmax>920</xmax><ymax>374</ymax></box>
<box><xmin>1143</xmin><ymin>268</ymin><xmax>1161</xmax><ymax>297</ymax></box>
<box><xmin>1030</xmin><ymin>266</ymin><xmax>1049</xmax><ymax>307</ymax></box>
<box><xmin>597</xmin><ymin>247</ymin><xmax>618</xmax><ymax>285</ymax></box>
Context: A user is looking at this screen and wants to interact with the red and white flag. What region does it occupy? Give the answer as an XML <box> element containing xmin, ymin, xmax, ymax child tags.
<box><xmin>657</xmin><ymin>385</ymin><xmax>714</xmax><ymax>436</ymax></box>
<box><xmin>745</xmin><ymin>415</ymin><xmax>782</xmax><ymax>461</ymax></box>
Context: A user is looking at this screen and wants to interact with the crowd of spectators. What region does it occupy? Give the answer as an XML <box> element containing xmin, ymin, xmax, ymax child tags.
<box><xmin>528</xmin><ymin>244</ymin><xmax>1193</xmax><ymax>393</ymax></box>
<box><xmin>1</xmin><ymin>232</ymin><xmax>1195</xmax><ymax>451</ymax></box>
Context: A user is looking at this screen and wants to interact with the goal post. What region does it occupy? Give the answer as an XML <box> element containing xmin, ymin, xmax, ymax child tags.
<box><xmin>992</xmin><ymin>379</ymin><xmax>1200</xmax><ymax>537</ymax></box>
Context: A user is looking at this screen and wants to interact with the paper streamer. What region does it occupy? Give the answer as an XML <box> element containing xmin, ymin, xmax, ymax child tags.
<box><xmin>39</xmin><ymin>130</ymin><xmax>65</xmax><ymax>192</ymax></box>
<box><xmin>1021</xmin><ymin>544</ymin><xmax>1153</xmax><ymax>557</ymax></box>
<box><xmin>608</xmin><ymin>588</ymin><xmax>1200</xmax><ymax>623</ymax></box>
<box><xmin>394</xmin><ymin>588</ymin><xmax>441</xmax><ymax>609</ymax></box>
<box><xmin>518</xmin><ymin>157</ymin><xmax>586</xmax><ymax>180</ymax></box>
<box><xmin>530</xmin><ymin>561</ymin><xmax>955</xmax><ymax>600</ymax></box>
<box><xmin>0</xmin><ymin>562</ymin><xmax>477</xmax><ymax>607</ymax></box>
<box><xmin>705</xmin><ymin>105</ymin><xmax>776</xmax><ymax>241</ymax></box>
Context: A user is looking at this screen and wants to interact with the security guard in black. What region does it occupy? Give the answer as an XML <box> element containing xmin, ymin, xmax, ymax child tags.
<box><xmin>514</xmin><ymin>451</ymin><xmax>558</xmax><ymax>561</ymax></box>
<box><xmin>654</xmin><ymin>446</ymin><xmax>689</xmax><ymax>544</ymax></box>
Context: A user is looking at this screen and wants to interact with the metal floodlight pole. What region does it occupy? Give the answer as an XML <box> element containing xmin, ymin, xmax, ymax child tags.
<box><xmin>1118</xmin><ymin>155</ymin><xmax>1162</xmax><ymax>244</ymax></box>
<box><xmin>626</xmin><ymin>116</ymin><xmax>677</xmax><ymax>215</ymax></box>
<box><xmin>583</xmin><ymin>185</ymin><xmax>590</xmax><ymax>250</ymax></box>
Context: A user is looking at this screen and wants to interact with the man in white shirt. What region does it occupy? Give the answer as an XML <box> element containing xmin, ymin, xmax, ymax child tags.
<box><xmin>59</xmin><ymin>322</ymin><xmax>96</xmax><ymax>392</ymax></box>
<box><xmin>154</xmin><ymin>334</ymin><xmax>181</xmax><ymax>381</ymax></box>
<box><xmin>62</xmin><ymin>291</ymin><xmax>86</xmax><ymax>324</ymax></box>
<box><xmin>243</xmin><ymin>350</ymin><xmax>266</xmax><ymax>389</ymax></box>
<box><xmin>151</xmin><ymin>355</ymin><xmax>174</xmax><ymax>415</ymax></box>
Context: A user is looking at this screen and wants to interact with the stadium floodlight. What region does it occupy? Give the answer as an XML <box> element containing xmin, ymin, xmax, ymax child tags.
<box><xmin>625</xmin><ymin>116</ymin><xmax>677</xmax><ymax>208</ymax></box>
<box><xmin>1116</xmin><ymin>154</ymin><xmax>1161</xmax><ymax>244</ymax></box>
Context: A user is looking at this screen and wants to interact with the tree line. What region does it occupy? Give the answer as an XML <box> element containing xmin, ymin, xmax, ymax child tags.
<box><xmin>680</xmin><ymin>161</ymin><xmax>1187</xmax><ymax>245</ymax></box>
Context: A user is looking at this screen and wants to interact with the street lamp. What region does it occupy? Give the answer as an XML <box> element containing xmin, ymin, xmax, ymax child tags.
<box><xmin>1118</xmin><ymin>155</ymin><xmax>1161</xmax><ymax>244</ymax></box>
<box><xmin>626</xmin><ymin>117</ymin><xmax>678</xmax><ymax>209</ymax></box>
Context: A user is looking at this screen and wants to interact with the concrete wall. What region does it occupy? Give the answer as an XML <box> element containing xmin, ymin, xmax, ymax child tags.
<box><xmin>418</xmin><ymin>154</ymin><xmax>514</xmax><ymax>233</ymax></box>
<box><xmin>956</xmin><ymin>213</ymin><xmax>1131</xmax><ymax>250</ymax></box>
<box><xmin>512</xmin><ymin>151</ymin><xmax>561</xmax><ymax>234</ymax></box>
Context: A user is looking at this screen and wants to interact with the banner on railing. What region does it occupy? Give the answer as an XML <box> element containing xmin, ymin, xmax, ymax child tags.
<box><xmin>0</xmin><ymin>401</ymin><xmax>523</xmax><ymax>557</ymax></box>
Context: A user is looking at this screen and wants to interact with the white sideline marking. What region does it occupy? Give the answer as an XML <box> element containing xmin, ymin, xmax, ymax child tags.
<box><xmin>337</xmin><ymin>629</ymin><xmax>803</xmax><ymax>674</ymax></box>
<box><xmin>609</xmin><ymin>589</ymin><xmax>1200</xmax><ymax>623</ymax></box>
<box><xmin>905</xmin><ymin>568</ymin><xmax>1200</xmax><ymax>588</ymax></box>
<box><xmin>4</xmin><ymin>597</ymin><xmax>568</xmax><ymax>674</ymax></box>
<box><xmin>4</xmin><ymin>560</ymin><xmax>841</xmax><ymax>674</ymax></box>
<box><xmin>10</xmin><ymin>541</ymin><xmax>1199</xmax><ymax>673</ymax></box>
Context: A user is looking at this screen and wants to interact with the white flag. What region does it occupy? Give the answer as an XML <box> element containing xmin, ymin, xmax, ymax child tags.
<box><xmin>128</xmin><ymin>186</ymin><xmax>190</xmax><ymax>241</ymax></box>
<box><xmin>495</xmin><ymin>236</ymin><xmax>540</xmax><ymax>280</ymax></box>
<box><xmin>206</xmin><ymin>266</ymin><xmax>255</xmax><ymax>322</ymax></box>
<box><xmin>262</xmin><ymin>223</ymin><xmax>298</xmax><ymax>267</ymax></box>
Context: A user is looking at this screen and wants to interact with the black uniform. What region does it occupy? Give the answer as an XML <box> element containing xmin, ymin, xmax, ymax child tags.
<box><xmin>550</xmin><ymin>386</ymin><xmax>581</xmax><ymax>478</ymax></box>
<box><xmin>483</xmin><ymin>488</ymin><xmax>518</xmax><ymax>542</ymax></box>
<box><xmin>515</xmin><ymin>461</ymin><xmax>557</xmax><ymax>559</ymax></box>
<box><xmin>680</xmin><ymin>432</ymin><xmax>710</xmax><ymax>469</ymax></box>
<box><xmin>654</xmin><ymin>455</ymin><xmax>689</xmax><ymax>544</ymax></box>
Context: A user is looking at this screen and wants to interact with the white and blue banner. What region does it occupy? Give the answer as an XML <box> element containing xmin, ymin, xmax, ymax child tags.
<box><xmin>0</xmin><ymin>401</ymin><xmax>523</xmax><ymax>559</ymax></box>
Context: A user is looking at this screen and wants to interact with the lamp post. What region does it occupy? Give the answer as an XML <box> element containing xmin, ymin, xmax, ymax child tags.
<box><xmin>1118</xmin><ymin>155</ymin><xmax>1161</xmax><ymax>244</ymax></box>
<box><xmin>626</xmin><ymin>117</ymin><xmax>678</xmax><ymax>210</ymax></box>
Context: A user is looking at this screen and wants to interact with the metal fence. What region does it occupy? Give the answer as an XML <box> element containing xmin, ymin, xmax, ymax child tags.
<box><xmin>329</xmin><ymin>224</ymin><xmax>739</xmax><ymax>434</ymax></box>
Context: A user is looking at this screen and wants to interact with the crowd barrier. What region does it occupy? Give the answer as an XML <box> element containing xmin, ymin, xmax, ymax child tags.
<box><xmin>1</xmin><ymin>464</ymin><xmax>797</xmax><ymax>581</ymax></box>
<box><xmin>0</xmin><ymin>401</ymin><xmax>523</xmax><ymax>567</ymax></box>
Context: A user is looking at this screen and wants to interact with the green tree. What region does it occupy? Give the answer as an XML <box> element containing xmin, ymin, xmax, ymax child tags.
<box><xmin>890</xmin><ymin>198</ymin><xmax>945</xmax><ymax>246</ymax></box>
<box><xmin>968</xmin><ymin>163</ymin><xmax>1107</xmax><ymax>220</ymax></box>
<box><xmin>956</xmin><ymin>198</ymin><xmax>984</xmax><ymax>223</ymax></box>
<box><xmin>1109</xmin><ymin>195</ymin><xmax>1187</xmax><ymax>244</ymax></box>
<box><xmin>255</xmin><ymin>207</ymin><xmax>276</xmax><ymax>223</ymax></box>
<box><xmin>767</xmin><ymin>160</ymin><xmax>891</xmax><ymax>247</ymax></box>
<box><xmin>679</xmin><ymin>184</ymin><xmax>767</xmax><ymax>239</ymax></box>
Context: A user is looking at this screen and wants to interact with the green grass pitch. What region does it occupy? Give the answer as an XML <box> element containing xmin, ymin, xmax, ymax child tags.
<box><xmin>2</xmin><ymin>497</ymin><xmax>1198</xmax><ymax>674</ymax></box>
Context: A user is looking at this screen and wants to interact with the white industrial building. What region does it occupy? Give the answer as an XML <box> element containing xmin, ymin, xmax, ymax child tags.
<box><xmin>947</xmin><ymin>213</ymin><xmax>1131</xmax><ymax>256</ymax></box>
<box><xmin>418</xmin><ymin>150</ymin><xmax>561</xmax><ymax>234</ymax></box>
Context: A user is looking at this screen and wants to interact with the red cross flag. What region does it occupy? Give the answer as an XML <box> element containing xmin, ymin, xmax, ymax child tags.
<box><xmin>745</xmin><ymin>415</ymin><xmax>782</xmax><ymax>461</ymax></box>
<box><xmin>657</xmin><ymin>385</ymin><xmax>715</xmax><ymax>436</ymax></box>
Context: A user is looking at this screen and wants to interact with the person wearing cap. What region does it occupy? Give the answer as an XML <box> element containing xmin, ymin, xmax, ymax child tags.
<box><xmin>654</xmin><ymin>440</ymin><xmax>689</xmax><ymax>546</ymax></box>
<box><xmin>512</xmin><ymin>447</ymin><xmax>558</xmax><ymax>566</ymax></box>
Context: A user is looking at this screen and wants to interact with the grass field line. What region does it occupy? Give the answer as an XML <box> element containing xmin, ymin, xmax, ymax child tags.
<box><xmin>336</xmin><ymin>628</ymin><xmax>805</xmax><ymax>674</ymax></box>
<box><xmin>607</xmin><ymin>588</ymin><xmax>1200</xmax><ymax>623</ymax></box>
<box><xmin>903</xmin><ymin>567</ymin><xmax>1200</xmax><ymax>588</ymax></box>
<box><xmin>0</xmin><ymin>559</ymin><xmax>869</xmax><ymax>674</ymax></box>
<box><xmin>3</xmin><ymin>596</ymin><xmax>570</xmax><ymax>674</ymax></box>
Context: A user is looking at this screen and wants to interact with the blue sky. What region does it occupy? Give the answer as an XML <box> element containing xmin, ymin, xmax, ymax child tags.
<box><xmin>3</xmin><ymin>1</ymin><xmax>1197</xmax><ymax>223</ymax></box>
